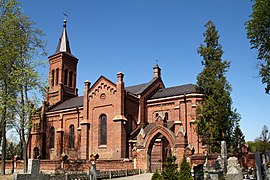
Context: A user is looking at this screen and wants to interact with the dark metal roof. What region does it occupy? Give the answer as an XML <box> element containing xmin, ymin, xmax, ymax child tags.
<box><xmin>150</xmin><ymin>84</ymin><xmax>196</xmax><ymax>99</ymax></box>
<box><xmin>55</xmin><ymin>20</ymin><xmax>72</xmax><ymax>54</ymax></box>
<box><xmin>49</xmin><ymin>96</ymin><xmax>83</xmax><ymax>112</ymax></box>
<box><xmin>125</xmin><ymin>78</ymin><xmax>157</xmax><ymax>95</ymax></box>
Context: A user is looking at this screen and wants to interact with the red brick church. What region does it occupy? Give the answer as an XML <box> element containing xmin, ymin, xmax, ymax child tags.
<box><xmin>29</xmin><ymin>20</ymin><xmax>205</xmax><ymax>172</ymax></box>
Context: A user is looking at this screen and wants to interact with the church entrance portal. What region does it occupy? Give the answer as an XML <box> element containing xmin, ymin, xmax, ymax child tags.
<box><xmin>147</xmin><ymin>133</ymin><xmax>171</xmax><ymax>172</ymax></box>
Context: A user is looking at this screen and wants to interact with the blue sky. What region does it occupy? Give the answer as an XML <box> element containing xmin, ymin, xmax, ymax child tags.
<box><xmin>18</xmin><ymin>0</ymin><xmax>269</xmax><ymax>141</ymax></box>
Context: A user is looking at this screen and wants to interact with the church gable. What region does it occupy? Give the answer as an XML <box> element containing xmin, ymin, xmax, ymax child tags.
<box><xmin>88</xmin><ymin>76</ymin><xmax>117</xmax><ymax>100</ymax></box>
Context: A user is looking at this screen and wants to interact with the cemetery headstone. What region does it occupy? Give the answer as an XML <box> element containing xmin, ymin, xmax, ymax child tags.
<box><xmin>255</xmin><ymin>152</ymin><xmax>263</xmax><ymax>180</ymax></box>
<box><xmin>226</xmin><ymin>156</ymin><xmax>243</xmax><ymax>180</ymax></box>
<box><xmin>13</xmin><ymin>159</ymin><xmax>49</xmax><ymax>180</ymax></box>
<box><xmin>221</xmin><ymin>141</ymin><xmax>227</xmax><ymax>174</ymax></box>
<box><xmin>90</xmin><ymin>160</ymin><xmax>97</xmax><ymax>180</ymax></box>
<box><xmin>193</xmin><ymin>164</ymin><xmax>204</xmax><ymax>180</ymax></box>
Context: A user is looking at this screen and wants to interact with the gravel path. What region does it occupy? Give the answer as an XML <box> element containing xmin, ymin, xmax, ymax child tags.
<box><xmin>113</xmin><ymin>173</ymin><xmax>153</xmax><ymax>180</ymax></box>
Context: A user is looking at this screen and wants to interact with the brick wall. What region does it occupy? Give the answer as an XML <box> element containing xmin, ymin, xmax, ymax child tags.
<box><xmin>4</xmin><ymin>159</ymin><xmax>134</xmax><ymax>173</ymax></box>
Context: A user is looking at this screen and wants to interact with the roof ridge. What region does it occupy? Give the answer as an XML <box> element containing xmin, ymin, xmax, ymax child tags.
<box><xmin>163</xmin><ymin>83</ymin><xmax>195</xmax><ymax>89</ymax></box>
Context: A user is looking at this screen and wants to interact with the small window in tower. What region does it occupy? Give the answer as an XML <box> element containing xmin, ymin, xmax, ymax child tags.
<box><xmin>56</xmin><ymin>68</ymin><xmax>59</xmax><ymax>85</ymax></box>
<box><xmin>64</xmin><ymin>69</ymin><xmax>68</xmax><ymax>85</ymax></box>
<box><xmin>50</xmin><ymin>126</ymin><xmax>55</xmax><ymax>148</ymax></box>
<box><xmin>69</xmin><ymin>71</ymin><xmax>73</xmax><ymax>87</ymax></box>
<box><xmin>69</xmin><ymin>124</ymin><xmax>75</xmax><ymax>148</ymax></box>
<box><xmin>51</xmin><ymin>70</ymin><xmax>55</xmax><ymax>87</ymax></box>
<box><xmin>100</xmin><ymin>114</ymin><xmax>107</xmax><ymax>146</ymax></box>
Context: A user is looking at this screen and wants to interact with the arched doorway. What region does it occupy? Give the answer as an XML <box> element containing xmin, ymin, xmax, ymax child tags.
<box><xmin>33</xmin><ymin>147</ymin><xmax>39</xmax><ymax>159</ymax></box>
<box><xmin>147</xmin><ymin>133</ymin><xmax>172</xmax><ymax>172</ymax></box>
<box><xmin>143</xmin><ymin>124</ymin><xmax>176</xmax><ymax>172</ymax></box>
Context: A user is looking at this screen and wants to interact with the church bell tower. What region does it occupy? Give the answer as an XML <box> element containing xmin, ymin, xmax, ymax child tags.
<box><xmin>47</xmin><ymin>20</ymin><xmax>78</xmax><ymax>105</ymax></box>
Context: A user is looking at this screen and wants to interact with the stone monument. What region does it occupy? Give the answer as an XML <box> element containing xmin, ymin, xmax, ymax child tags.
<box><xmin>226</xmin><ymin>157</ymin><xmax>243</xmax><ymax>180</ymax></box>
<box><xmin>13</xmin><ymin>159</ymin><xmax>49</xmax><ymax>180</ymax></box>
<box><xmin>221</xmin><ymin>141</ymin><xmax>227</xmax><ymax>174</ymax></box>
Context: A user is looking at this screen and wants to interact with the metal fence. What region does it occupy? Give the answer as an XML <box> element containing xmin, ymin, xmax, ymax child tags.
<box><xmin>49</xmin><ymin>169</ymin><xmax>142</xmax><ymax>180</ymax></box>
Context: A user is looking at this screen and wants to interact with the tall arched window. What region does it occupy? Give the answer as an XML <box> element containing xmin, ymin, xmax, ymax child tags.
<box><xmin>50</xmin><ymin>127</ymin><xmax>55</xmax><ymax>148</ymax></box>
<box><xmin>64</xmin><ymin>69</ymin><xmax>68</xmax><ymax>85</ymax></box>
<box><xmin>51</xmin><ymin>70</ymin><xmax>55</xmax><ymax>87</ymax></box>
<box><xmin>100</xmin><ymin>114</ymin><xmax>107</xmax><ymax>145</ymax></box>
<box><xmin>56</xmin><ymin>68</ymin><xmax>59</xmax><ymax>85</ymax></box>
<box><xmin>69</xmin><ymin>124</ymin><xmax>75</xmax><ymax>148</ymax></box>
<box><xmin>69</xmin><ymin>71</ymin><xmax>73</xmax><ymax>87</ymax></box>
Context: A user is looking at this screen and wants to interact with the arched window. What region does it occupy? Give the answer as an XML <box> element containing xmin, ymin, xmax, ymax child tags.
<box><xmin>56</xmin><ymin>68</ymin><xmax>59</xmax><ymax>85</ymax></box>
<box><xmin>100</xmin><ymin>114</ymin><xmax>107</xmax><ymax>145</ymax></box>
<box><xmin>50</xmin><ymin>127</ymin><xmax>55</xmax><ymax>148</ymax></box>
<box><xmin>165</xmin><ymin>112</ymin><xmax>168</xmax><ymax>121</ymax></box>
<box><xmin>64</xmin><ymin>69</ymin><xmax>68</xmax><ymax>85</ymax></box>
<box><xmin>33</xmin><ymin>147</ymin><xmax>39</xmax><ymax>159</ymax></box>
<box><xmin>69</xmin><ymin>71</ymin><xmax>73</xmax><ymax>87</ymax></box>
<box><xmin>51</xmin><ymin>70</ymin><xmax>55</xmax><ymax>87</ymax></box>
<box><xmin>164</xmin><ymin>112</ymin><xmax>168</xmax><ymax>127</ymax></box>
<box><xmin>69</xmin><ymin>124</ymin><xmax>75</xmax><ymax>148</ymax></box>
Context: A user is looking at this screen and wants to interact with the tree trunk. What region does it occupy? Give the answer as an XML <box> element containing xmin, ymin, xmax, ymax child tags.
<box><xmin>22</xmin><ymin>84</ymin><xmax>30</xmax><ymax>173</ymax></box>
<box><xmin>23</xmin><ymin>141</ymin><xmax>28</xmax><ymax>173</ymax></box>
<box><xmin>1</xmin><ymin>82</ymin><xmax>7</xmax><ymax>175</ymax></box>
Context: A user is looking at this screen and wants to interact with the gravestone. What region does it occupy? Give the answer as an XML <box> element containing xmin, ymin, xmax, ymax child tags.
<box><xmin>13</xmin><ymin>159</ymin><xmax>50</xmax><ymax>180</ymax></box>
<box><xmin>266</xmin><ymin>151</ymin><xmax>270</xmax><ymax>161</ymax></box>
<box><xmin>209</xmin><ymin>170</ymin><xmax>223</xmax><ymax>180</ymax></box>
<box><xmin>213</xmin><ymin>160</ymin><xmax>220</xmax><ymax>170</ymax></box>
<box><xmin>194</xmin><ymin>164</ymin><xmax>204</xmax><ymax>180</ymax></box>
<box><xmin>255</xmin><ymin>152</ymin><xmax>263</xmax><ymax>180</ymax></box>
<box><xmin>90</xmin><ymin>161</ymin><xmax>97</xmax><ymax>180</ymax></box>
<box><xmin>209</xmin><ymin>159</ymin><xmax>224</xmax><ymax>180</ymax></box>
<box><xmin>28</xmin><ymin>159</ymin><xmax>40</xmax><ymax>176</ymax></box>
<box><xmin>221</xmin><ymin>141</ymin><xmax>227</xmax><ymax>174</ymax></box>
<box><xmin>226</xmin><ymin>157</ymin><xmax>243</xmax><ymax>180</ymax></box>
<box><xmin>204</xmin><ymin>151</ymin><xmax>210</xmax><ymax>179</ymax></box>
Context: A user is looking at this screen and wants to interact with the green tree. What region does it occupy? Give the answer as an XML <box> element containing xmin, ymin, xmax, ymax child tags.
<box><xmin>179</xmin><ymin>155</ymin><xmax>193</xmax><ymax>180</ymax></box>
<box><xmin>247</xmin><ymin>141</ymin><xmax>256</xmax><ymax>153</ymax></box>
<box><xmin>254</xmin><ymin>125</ymin><xmax>270</xmax><ymax>154</ymax></box>
<box><xmin>0</xmin><ymin>0</ymin><xmax>46</xmax><ymax>174</ymax></box>
<box><xmin>230</xmin><ymin>124</ymin><xmax>245</xmax><ymax>153</ymax></box>
<box><xmin>6</xmin><ymin>140</ymin><xmax>20</xmax><ymax>160</ymax></box>
<box><xmin>196</xmin><ymin>21</ymin><xmax>239</xmax><ymax>153</ymax></box>
<box><xmin>246</xmin><ymin>0</ymin><xmax>270</xmax><ymax>94</ymax></box>
<box><xmin>161</xmin><ymin>156</ymin><xmax>180</xmax><ymax>180</ymax></box>
<box><xmin>0</xmin><ymin>0</ymin><xmax>23</xmax><ymax>174</ymax></box>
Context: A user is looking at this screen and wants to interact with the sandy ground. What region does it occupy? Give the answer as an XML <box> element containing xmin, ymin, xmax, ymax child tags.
<box><xmin>0</xmin><ymin>174</ymin><xmax>12</xmax><ymax>180</ymax></box>
<box><xmin>113</xmin><ymin>173</ymin><xmax>153</xmax><ymax>180</ymax></box>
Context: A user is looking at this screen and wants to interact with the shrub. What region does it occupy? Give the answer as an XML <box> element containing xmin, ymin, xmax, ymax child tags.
<box><xmin>151</xmin><ymin>169</ymin><xmax>162</xmax><ymax>180</ymax></box>
<box><xmin>179</xmin><ymin>155</ymin><xmax>193</xmax><ymax>180</ymax></box>
<box><xmin>161</xmin><ymin>156</ymin><xmax>180</xmax><ymax>180</ymax></box>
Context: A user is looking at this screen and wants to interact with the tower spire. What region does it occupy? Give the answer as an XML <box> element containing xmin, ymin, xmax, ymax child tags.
<box><xmin>55</xmin><ymin>19</ymin><xmax>71</xmax><ymax>54</ymax></box>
